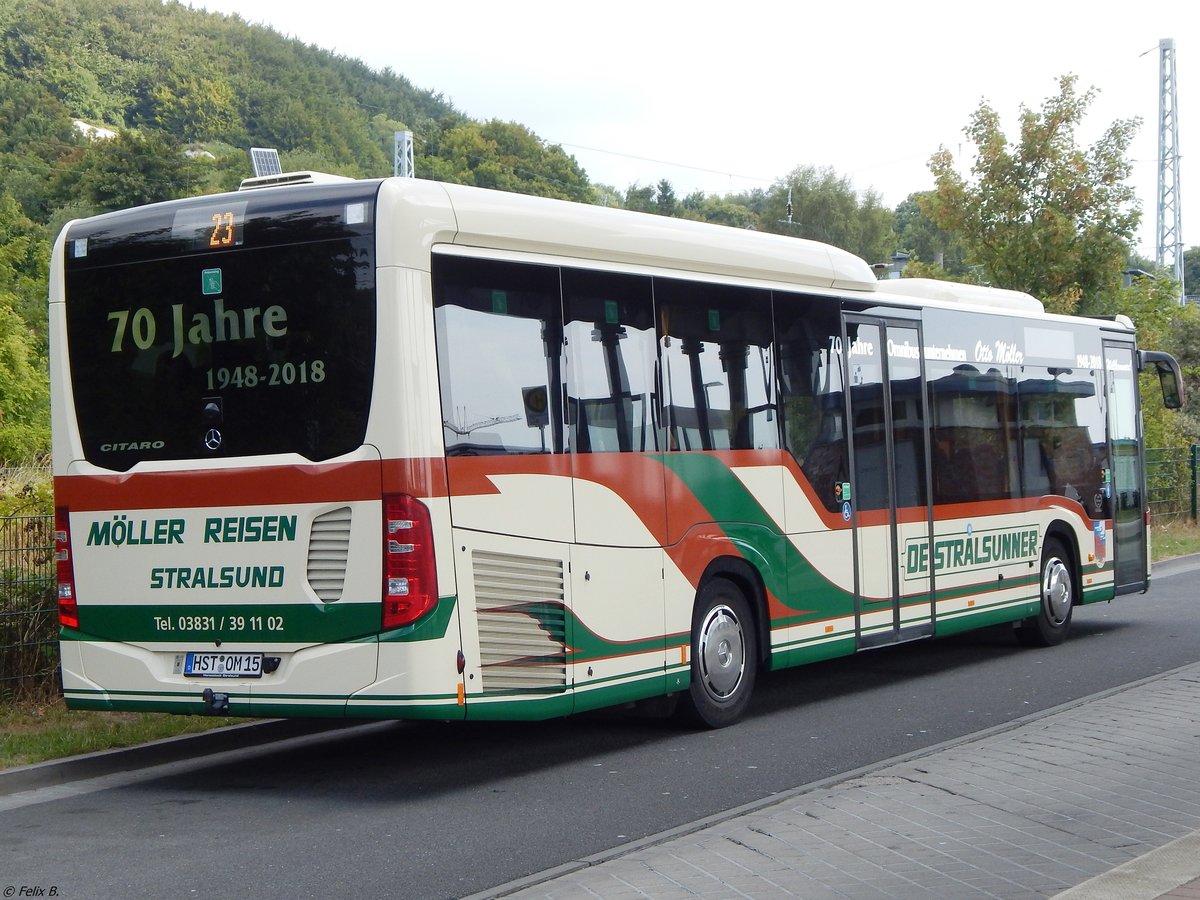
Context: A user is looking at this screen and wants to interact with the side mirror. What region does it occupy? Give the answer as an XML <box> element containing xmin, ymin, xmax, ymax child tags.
<box><xmin>1139</xmin><ymin>350</ymin><xmax>1184</xmax><ymax>410</ymax></box>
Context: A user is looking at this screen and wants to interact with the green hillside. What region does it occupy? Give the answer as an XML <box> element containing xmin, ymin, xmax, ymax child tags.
<box><xmin>0</xmin><ymin>0</ymin><xmax>610</xmax><ymax>463</ymax></box>
<box><xmin>0</xmin><ymin>0</ymin><xmax>595</xmax><ymax>209</ymax></box>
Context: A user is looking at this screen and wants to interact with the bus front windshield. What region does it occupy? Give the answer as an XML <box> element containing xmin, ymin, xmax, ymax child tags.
<box><xmin>62</xmin><ymin>183</ymin><xmax>379</xmax><ymax>472</ymax></box>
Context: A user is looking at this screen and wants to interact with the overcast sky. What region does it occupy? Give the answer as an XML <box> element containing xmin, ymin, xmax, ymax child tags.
<box><xmin>188</xmin><ymin>0</ymin><xmax>1194</xmax><ymax>261</ymax></box>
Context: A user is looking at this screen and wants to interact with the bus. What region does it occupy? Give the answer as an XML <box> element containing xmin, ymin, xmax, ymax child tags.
<box><xmin>50</xmin><ymin>173</ymin><xmax>1184</xmax><ymax>727</ymax></box>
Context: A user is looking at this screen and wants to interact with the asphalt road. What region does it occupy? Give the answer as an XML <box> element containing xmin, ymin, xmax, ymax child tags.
<box><xmin>3</xmin><ymin>559</ymin><xmax>1199</xmax><ymax>900</ymax></box>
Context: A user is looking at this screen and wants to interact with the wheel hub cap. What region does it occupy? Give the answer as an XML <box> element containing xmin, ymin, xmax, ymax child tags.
<box><xmin>1044</xmin><ymin>558</ymin><xmax>1071</xmax><ymax>624</ymax></box>
<box><xmin>699</xmin><ymin>607</ymin><xmax>745</xmax><ymax>699</ymax></box>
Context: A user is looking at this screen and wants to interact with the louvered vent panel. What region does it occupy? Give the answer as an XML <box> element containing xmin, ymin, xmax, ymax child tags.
<box><xmin>474</xmin><ymin>550</ymin><xmax>567</xmax><ymax>693</ymax></box>
<box><xmin>307</xmin><ymin>506</ymin><xmax>352</xmax><ymax>602</ymax></box>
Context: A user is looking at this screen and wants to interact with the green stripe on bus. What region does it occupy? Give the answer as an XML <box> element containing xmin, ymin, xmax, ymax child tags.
<box><xmin>379</xmin><ymin>594</ymin><xmax>457</xmax><ymax>642</ymax></box>
<box><xmin>935</xmin><ymin>602</ymin><xmax>1038</xmax><ymax>634</ymax></box>
<box><xmin>656</xmin><ymin>453</ymin><xmax>781</xmax><ymax>532</ymax></box>
<box><xmin>1081</xmin><ymin>582</ymin><xmax>1116</xmax><ymax>604</ymax></box>
<box><xmin>65</xmin><ymin>594</ymin><xmax>457</xmax><ymax>645</ymax></box>
<box><xmin>655</xmin><ymin>453</ymin><xmax>854</xmax><ymax>618</ymax></box>
<box><xmin>64</xmin><ymin>687</ymin><xmax>466</xmax><ymax>720</ymax></box>
<box><xmin>770</xmin><ymin>635</ymin><xmax>857</xmax><ymax>670</ymax></box>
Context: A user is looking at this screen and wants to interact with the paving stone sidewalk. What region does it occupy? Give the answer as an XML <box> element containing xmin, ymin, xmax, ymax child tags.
<box><xmin>491</xmin><ymin>663</ymin><xmax>1200</xmax><ymax>899</ymax></box>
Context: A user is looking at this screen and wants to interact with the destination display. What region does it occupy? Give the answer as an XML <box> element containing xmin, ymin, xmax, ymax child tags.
<box><xmin>170</xmin><ymin>201</ymin><xmax>248</xmax><ymax>250</ymax></box>
<box><xmin>63</xmin><ymin>183</ymin><xmax>379</xmax><ymax>471</ymax></box>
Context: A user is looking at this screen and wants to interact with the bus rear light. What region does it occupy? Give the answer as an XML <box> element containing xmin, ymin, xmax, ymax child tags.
<box><xmin>383</xmin><ymin>494</ymin><xmax>437</xmax><ymax>629</ymax></box>
<box><xmin>55</xmin><ymin>506</ymin><xmax>80</xmax><ymax>629</ymax></box>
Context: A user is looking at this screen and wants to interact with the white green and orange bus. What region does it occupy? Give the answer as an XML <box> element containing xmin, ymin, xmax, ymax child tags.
<box><xmin>50</xmin><ymin>173</ymin><xmax>1183</xmax><ymax>727</ymax></box>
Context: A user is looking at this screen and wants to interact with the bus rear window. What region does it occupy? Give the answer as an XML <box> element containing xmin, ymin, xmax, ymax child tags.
<box><xmin>63</xmin><ymin>184</ymin><xmax>378</xmax><ymax>471</ymax></box>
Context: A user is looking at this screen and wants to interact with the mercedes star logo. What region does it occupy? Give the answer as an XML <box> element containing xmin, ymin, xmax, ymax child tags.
<box><xmin>204</xmin><ymin>428</ymin><xmax>223</xmax><ymax>451</ymax></box>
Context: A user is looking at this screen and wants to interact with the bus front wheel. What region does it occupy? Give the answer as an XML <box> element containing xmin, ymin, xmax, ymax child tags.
<box><xmin>677</xmin><ymin>578</ymin><xmax>757</xmax><ymax>728</ymax></box>
<box><xmin>1017</xmin><ymin>537</ymin><xmax>1074</xmax><ymax>647</ymax></box>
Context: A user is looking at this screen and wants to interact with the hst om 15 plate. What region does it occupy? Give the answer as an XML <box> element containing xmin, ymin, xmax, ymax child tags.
<box><xmin>177</xmin><ymin>652</ymin><xmax>263</xmax><ymax>678</ymax></box>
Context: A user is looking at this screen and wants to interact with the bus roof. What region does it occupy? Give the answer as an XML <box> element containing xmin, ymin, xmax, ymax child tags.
<box><xmin>877</xmin><ymin>277</ymin><xmax>1044</xmax><ymax>314</ymax></box>
<box><xmin>376</xmin><ymin>178</ymin><xmax>881</xmax><ymax>294</ymax></box>
<box><xmin>374</xmin><ymin>179</ymin><xmax>1057</xmax><ymax>316</ymax></box>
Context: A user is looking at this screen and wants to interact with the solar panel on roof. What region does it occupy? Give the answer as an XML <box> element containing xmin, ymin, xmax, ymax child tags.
<box><xmin>249</xmin><ymin>147</ymin><xmax>283</xmax><ymax>177</ymax></box>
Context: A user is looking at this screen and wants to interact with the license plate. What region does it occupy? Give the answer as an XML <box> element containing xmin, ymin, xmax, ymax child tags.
<box><xmin>182</xmin><ymin>651</ymin><xmax>263</xmax><ymax>678</ymax></box>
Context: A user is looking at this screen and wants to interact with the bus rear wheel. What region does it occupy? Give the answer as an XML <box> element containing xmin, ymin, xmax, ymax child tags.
<box><xmin>677</xmin><ymin>578</ymin><xmax>757</xmax><ymax>728</ymax></box>
<box><xmin>1017</xmin><ymin>537</ymin><xmax>1074</xmax><ymax>647</ymax></box>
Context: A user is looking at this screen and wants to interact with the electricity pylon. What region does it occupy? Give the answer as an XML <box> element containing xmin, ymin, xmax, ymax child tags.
<box><xmin>1156</xmin><ymin>38</ymin><xmax>1185</xmax><ymax>304</ymax></box>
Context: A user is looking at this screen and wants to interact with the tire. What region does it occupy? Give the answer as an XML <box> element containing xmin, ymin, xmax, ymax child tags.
<box><xmin>677</xmin><ymin>578</ymin><xmax>758</xmax><ymax>728</ymax></box>
<box><xmin>1017</xmin><ymin>537</ymin><xmax>1074</xmax><ymax>647</ymax></box>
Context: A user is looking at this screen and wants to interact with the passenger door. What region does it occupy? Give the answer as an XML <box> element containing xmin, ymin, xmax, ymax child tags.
<box><xmin>1104</xmin><ymin>341</ymin><xmax>1147</xmax><ymax>593</ymax></box>
<box><xmin>843</xmin><ymin>315</ymin><xmax>934</xmax><ymax>647</ymax></box>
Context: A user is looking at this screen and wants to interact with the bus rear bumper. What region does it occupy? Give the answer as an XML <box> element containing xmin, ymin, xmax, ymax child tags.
<box><xmin>59</xmin><ymin>635</ymin><xmax>378</xmax><ymax>717</ymax></box>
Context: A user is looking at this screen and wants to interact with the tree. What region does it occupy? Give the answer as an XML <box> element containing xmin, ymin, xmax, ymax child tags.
<box><xmin>924</xmin><ymin>75</ymin><xmax>1141</xmax><ymax>314</ymax></box>
<box><xmin>1084</xmin><ymin>273</ymin><xmax>1200</xmax><ymax>446</ymax></box>
<box><xmin>50</xmin><ymin>129</ymin><xmax>203</xmax><ymax>213</ymax></box>
<box><xmin>1184</xmin><ymin>246</ymin><xmax>1200</xmax><ymax>298</ymax></box>
<box><xmin>1161</xmin><ymin>303</ymin><xmax>1200</xmax><ymax>441</ymax></box>
<box><xmin>655</xmin><ymin>179</ymin><xmax>677</xmax><ymax>217</ymax></box>
<box><xmin>420</xmin><ymin>120</ymin><xmax>591</xmax><ymax>202</ymax></box>
<box><xmin>0</xmin><ymin>302</ymin><xmax>47</xmax><ymax>462</ymax></box>
<box><xmin>622</xmin><ymin>183</ymin><xmax>657</xmax><ymax>214</ymax></box>
<box><xmin>0</xmin><ymin>194</ymin><xmax>50</xmax><ymax>462</ymax></box>
<box><xmin>894</xmin><ymin>191</ymin><xmax>969</xmax><ymax>275</ymax></box>
<box><xmin>680</xmin><ymin>192</ymin><xmax>758</xmax><ymax>229</ymax></box>
<box><xmin>1126</xmin><ymin>251</ymin><xmax>1157</xmax><ymax>275</ymax></box>
<box><xmin>0</xmin><ymin>194</ymin><xmax>50</xmax><ymax>356</ymax></box>
<box><xmin>147</xmin><ymin>70</ymin><xmax>239</xmax><ymax>143</ymax></box>
<box><xmin>618</xmin><ymin>179</ymin><xmax>680</xmax><ymax>217</ymax></box>
<box><xmin>757</xmin><ymin>166</ymin><xmax>896</xmax><ymax>264</ymax></box>
<box><xmin>588</xmin><ymin>183</ymin><xmax>625</xmax><ymax>209</ymax></box>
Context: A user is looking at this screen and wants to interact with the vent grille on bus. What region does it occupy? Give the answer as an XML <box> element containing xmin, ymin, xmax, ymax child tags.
<box><xmin>307</xmin><ymin>506</ymin><xmax>352</xmax><ymax>602</ymax></box>
<box><xmin>473</xmin><ymin>550</ymin><xmax>567</xmax><ymax>694</ymax></box>
<box><xmin>238</xmin><ymin>170</ymin><xmax>355</xmax><ymax>190</ymax></box>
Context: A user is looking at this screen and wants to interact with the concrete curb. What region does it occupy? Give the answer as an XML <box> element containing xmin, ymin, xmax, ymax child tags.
<box><xmin>1055</xmin><ymin>831</ymin><xmax>1200</xmax><ymax>899</ymax></box>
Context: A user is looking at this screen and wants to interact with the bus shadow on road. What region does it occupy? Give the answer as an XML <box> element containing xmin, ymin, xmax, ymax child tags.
<box><xmin>126</xmin><ymin>609</ymin><xmax>1142</xmax><ymax>804</ymax></box>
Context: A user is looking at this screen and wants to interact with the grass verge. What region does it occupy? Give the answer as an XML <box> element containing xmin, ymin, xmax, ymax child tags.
<box><xmin>0</xmin><ymin>702</ymin><xmax>249</xmax><ymax>770</ymax></box>
<box><xmin>1153</xmin><ymin>518</ymin><xmax>1200</xmax><ymax>561</ymax></box>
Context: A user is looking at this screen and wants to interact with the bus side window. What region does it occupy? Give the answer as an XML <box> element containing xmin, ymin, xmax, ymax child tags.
<box><xmin>775</xmin><ymin>297</ymin><xmax>847</xmax><ymax>512</ymax></box>
<box><xmin>433</xmin><ymin>255</ymin><xmax>565</xmax><ymax>455</ymax></box>
<box><xmin>1017</xmin><ymin>364</ymin><xmax>1107</xmax><ymax>512</ymax></box>
<box><xmin>928</xmin><ymin>363</ymin><xmax>1017</xmax><ymax>504</ymax></box>
<box><xmin>656</xmin><ymin>278</ymin><xmax>776</xmax><ymax>452</ymax></box>
<box><xmin>561</xmin><ymin>268</ymin><xmax>659</xmax><ymax>453</ymax></box>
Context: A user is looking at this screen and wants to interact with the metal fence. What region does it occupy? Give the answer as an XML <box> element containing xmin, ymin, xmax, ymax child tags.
<box><xmin>1146</xmin><ymin>446</ymin><xmax>1199</xmax><ymax>524</ymax></box>
<box><xmin>0</xmin><ymin>514</ymin><xmax>57</xmax><ymax>699</ymax></box>
<box><xmin>2</xmin><ymin>446</ymin><xmax>1199</xmax><ymax>697</ymax></box>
